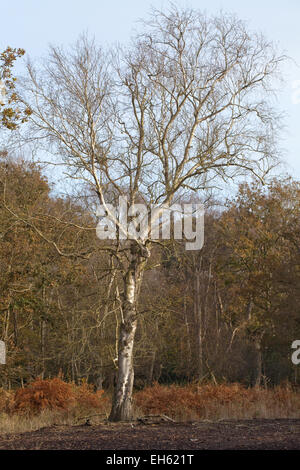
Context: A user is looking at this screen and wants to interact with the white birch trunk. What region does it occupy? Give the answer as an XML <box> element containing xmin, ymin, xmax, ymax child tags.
<box><xmin>109</xmin><ymin>242</ymin><xmax>149</xmax><ymax>421</ymax></box>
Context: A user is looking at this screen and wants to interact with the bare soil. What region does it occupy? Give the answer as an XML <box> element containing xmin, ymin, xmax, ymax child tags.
<box><xmin>0</xmin><ymin>418</ymin><xmax>299</xmax><ymax>450</ymax></box>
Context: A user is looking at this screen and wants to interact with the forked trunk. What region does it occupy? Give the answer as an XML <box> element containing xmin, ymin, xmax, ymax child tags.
<box><xmin>109</xmin><ymin>242</ymin><xmax>149</xmax><ymax>421</ymax></box>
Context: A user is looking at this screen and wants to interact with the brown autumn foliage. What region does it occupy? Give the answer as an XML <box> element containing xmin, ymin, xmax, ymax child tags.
<box><xmin>12</xmin><ymin>377</ymin><xmax>107</xmax><ymax>415</ymax></box>
<box><xmin>13</xmin><ymin>378</ymin><xmax>75</xmax><ymax>414</ymax></box>
<box><xmin>72</xmin><ymin>379</ymin><xmax>108</xmax><ymax>412</ymax></box>
<box><xmin>0</xmin><ymin>47</ymin><xmax>32</xmax><ymax>129</ymax></box>
<box><xmin>0</xmin><ymin>378</ymin><xmax>299</xmax><ymax>422</ymax></box>
<box><xmin>134</xmin><ymin>382</ymin><xmax>300</xmax><ymax>421</ymax></box>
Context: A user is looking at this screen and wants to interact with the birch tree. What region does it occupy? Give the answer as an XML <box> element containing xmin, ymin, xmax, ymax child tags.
<box><xmin>20</xmin><ymin>6</ymin><xmax>284</xmax><ymax>420</ymax></box>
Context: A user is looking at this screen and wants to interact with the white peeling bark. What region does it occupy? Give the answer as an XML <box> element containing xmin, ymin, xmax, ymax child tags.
<box><xmin>109</xmin><ymin>242</ymin><xmax>149</xmax><ymax>421</ymax></box>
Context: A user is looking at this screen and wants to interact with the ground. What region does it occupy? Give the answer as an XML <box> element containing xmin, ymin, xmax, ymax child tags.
<box><xmin>0</xmin><ymin>419</ymin><xmax>299</xmax><ymax>450</ymax></box>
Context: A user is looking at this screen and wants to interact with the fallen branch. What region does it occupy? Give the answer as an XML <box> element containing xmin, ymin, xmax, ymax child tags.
<box><xmin>137</xmin><ymin>414</ymin><xmax>175</xmax><ymax>424</ymax></box>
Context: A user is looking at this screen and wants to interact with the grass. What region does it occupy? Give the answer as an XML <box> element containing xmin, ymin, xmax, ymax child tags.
<box><xmin>0</xmin><ymin>409</ymin><xmax>72</xmax><ymax>434</ymax></box>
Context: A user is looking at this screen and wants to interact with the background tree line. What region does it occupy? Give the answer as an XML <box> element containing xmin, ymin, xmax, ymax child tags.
<box><xmin>0</xmin><ymin>155</ymin><xmax>298</xmax><ymax>390</ymax></box>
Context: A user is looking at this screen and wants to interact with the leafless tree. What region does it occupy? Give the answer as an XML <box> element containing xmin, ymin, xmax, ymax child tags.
<box><xmin>19</xmin><ymin>5</ymin><xmax>285</xmax><ymax>420</ymax></box>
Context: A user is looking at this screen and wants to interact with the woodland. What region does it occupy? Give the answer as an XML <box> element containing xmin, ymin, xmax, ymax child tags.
<box><xmin>0</xmin><ymin>6</ymin><xmax>299</xmax><ymax>423</ymax></box>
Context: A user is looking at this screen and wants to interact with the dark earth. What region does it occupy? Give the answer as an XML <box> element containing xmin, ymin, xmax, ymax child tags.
<box><xmin>0</xmin><ymin>419</ymin><xmax>299</xmax><ymax>450</ymax></box>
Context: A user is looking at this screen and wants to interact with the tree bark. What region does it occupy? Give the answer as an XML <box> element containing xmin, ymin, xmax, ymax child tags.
<box><xmin>148</xmin><ymin>350</ymin><xmax>156</xmax><ymax>385</ymax></box>
<box><xmin>109</xmin><ymin>242</ymin><xmax>149</xmax><ymax>421</ymax></box>
<box><xmin>183</xmin><ymin>289</ymin><xmax>192</xmax><ymax>376</ymax></box>
<box><xmin>254</xmin><ymin>339</ymin><xmax>263</xmax><ymax>387</ymax></box>
<box><xmin>194</xmin><ymin>267</ymin><xmax>203</xmax><ymax>381</ymax></box>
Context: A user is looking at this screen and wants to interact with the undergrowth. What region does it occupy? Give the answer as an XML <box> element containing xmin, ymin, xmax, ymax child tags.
<box><xmin>0</xmin><ymin>379</ymin><xmax>299</xmax><ymax>433</ymax></box>
<box><xmin>0</xmin><ymin>377</ymin><xmax>109</xmax><ymax>433</ymax></box>
<box><xmin>134</xmin><ymin>382</ymin><xmax>300</xmax><ymax>421</ymax></box>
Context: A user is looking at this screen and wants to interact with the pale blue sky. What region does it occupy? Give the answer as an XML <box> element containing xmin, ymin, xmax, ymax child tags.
<box><xmin>1</xmin><ymin>0</ymin><xmax>300</xmax><ymax>179</ymax></box>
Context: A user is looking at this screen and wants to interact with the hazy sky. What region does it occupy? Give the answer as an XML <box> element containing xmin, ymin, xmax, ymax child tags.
<box><xmin>1</xmin><ymin>0</ymin><xmax>300</xmax><ymax>179</ymax></box>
